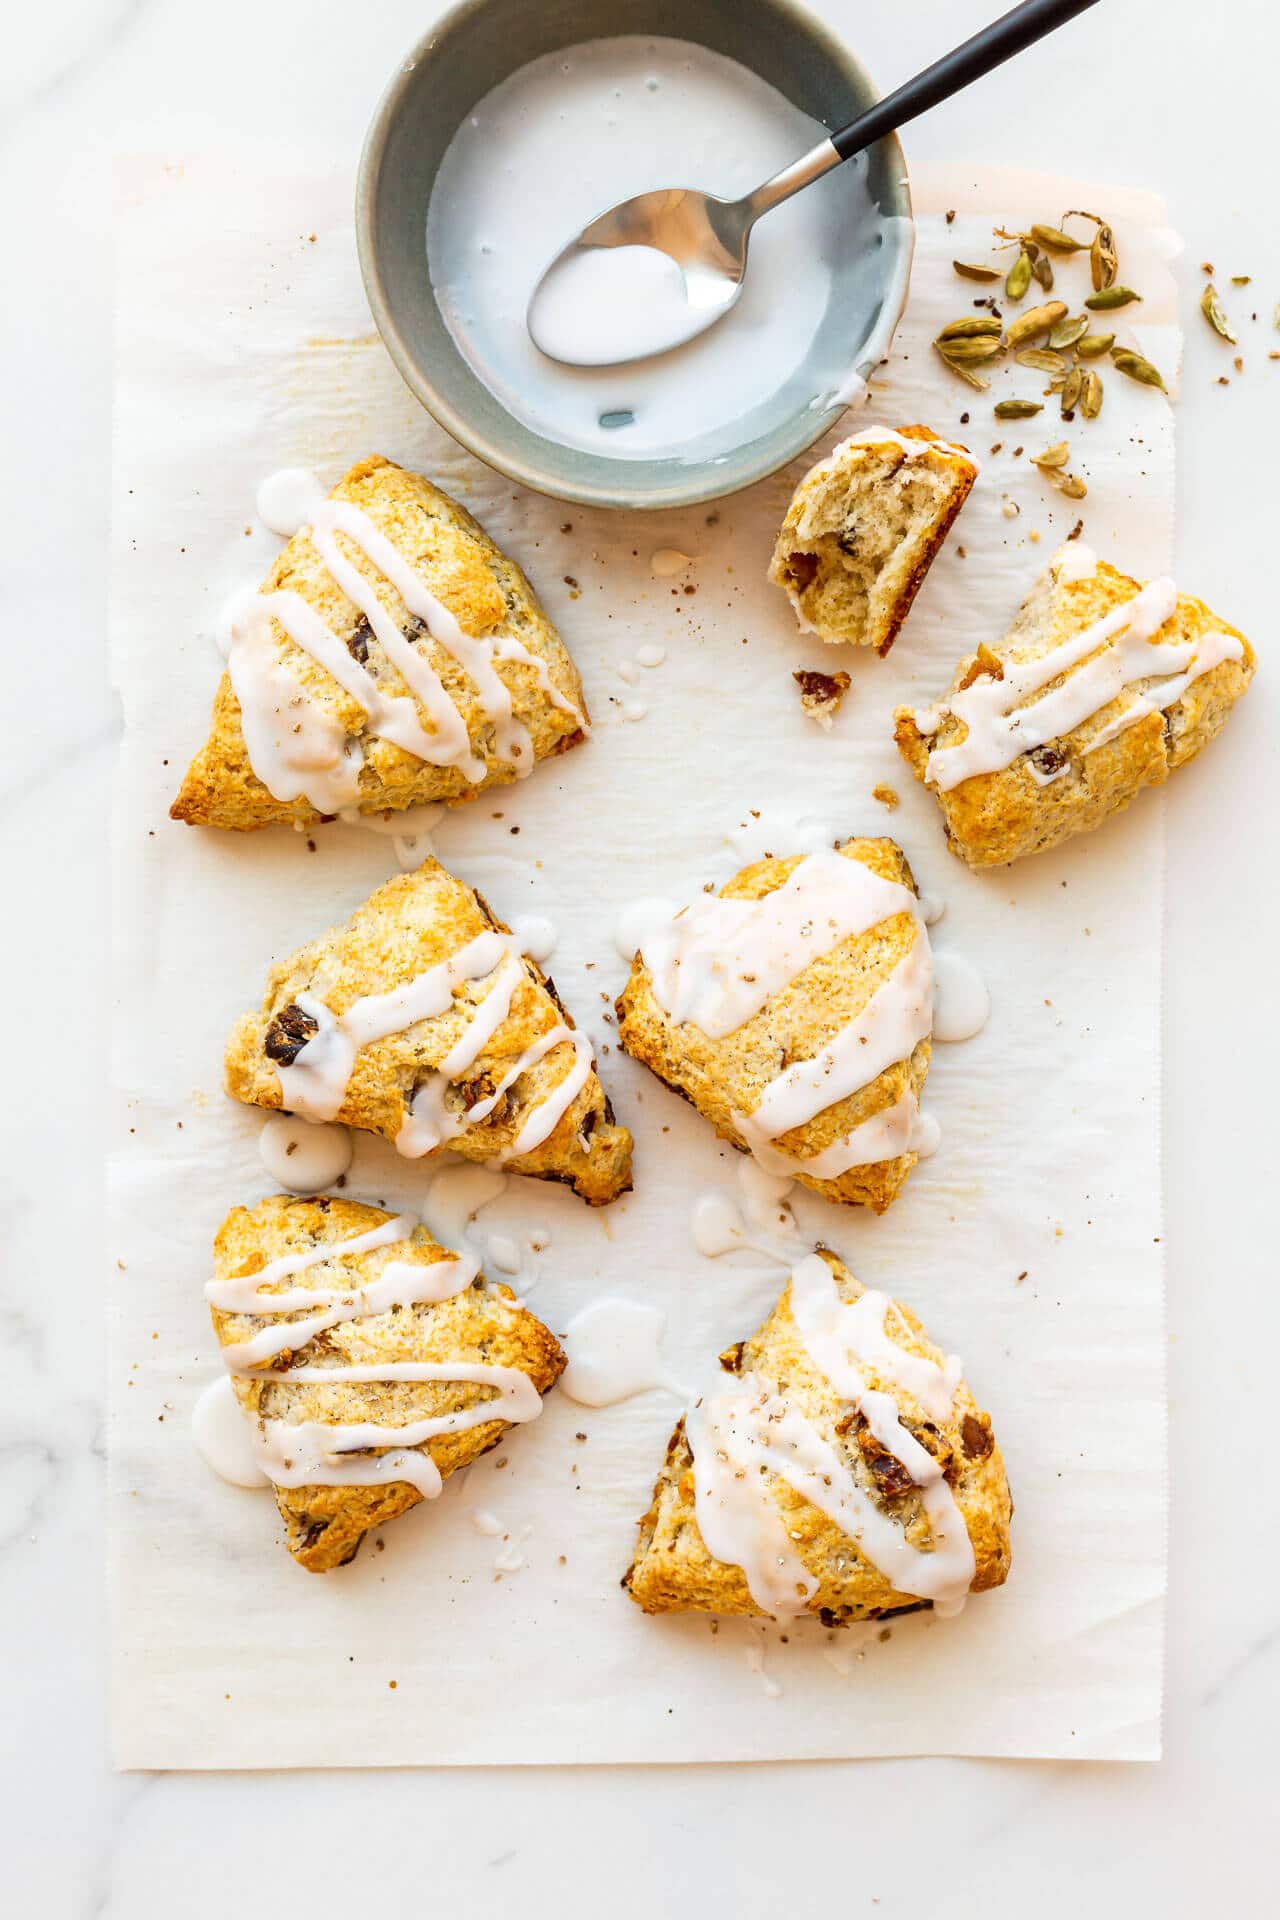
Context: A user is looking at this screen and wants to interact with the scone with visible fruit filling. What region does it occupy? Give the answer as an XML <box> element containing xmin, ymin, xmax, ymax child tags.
<box><xmin>172</xmin><ymin>454</ymin><xmax>588</xmax><ymax>830</ymax></box>
<box><xmin>894</xmin><ymin>542</ymin><xmax>1254</xmax><ymax>867</ymax></box>
<box><xmin>209</xmin><ymin>1195</ymin><xmax>565</xmax><ymax>1571</ymax></box>
<box><xmin>625</xmin><ymin>1247</ymin><xmax>1011</xmax><ymax>1622</ymax></box>
<box><xmin>615</xmin><ymin>838</ymin><xmax>933</xmax><ymax>1214</ymax></box>
<box><xmin>226</xmin><ymin>857</ymin><xmax>632</xmax><ymax>1206</ymax></box>
<box><xmin>770</xmin><ymin>426</ymin><xmax>977</xmax><ymax>652</ymax></box>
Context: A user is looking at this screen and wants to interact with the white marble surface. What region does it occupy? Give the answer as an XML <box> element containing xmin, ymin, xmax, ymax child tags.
<box><xmin>3</xmin><ymin>0</ymin><xmax>1275</xmax><ymax>1910</ymax></box>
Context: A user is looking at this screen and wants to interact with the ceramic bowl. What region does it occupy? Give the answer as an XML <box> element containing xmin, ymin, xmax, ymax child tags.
<box><xmin>357</xmin><ymin>0</ymin><xmax>913</xmax><ymax>510</ymax></box>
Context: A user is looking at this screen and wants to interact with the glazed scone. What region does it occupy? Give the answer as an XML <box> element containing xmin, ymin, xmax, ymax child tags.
<box><xmin>615</xmin><ymin>839</ymin><xmax>933</xmax><ymax>1214</ymax></box>
<box><xmin>172</xmin><ymin>454</ymin><xmax>589</xmax><ymax>830</ymax></box>
<box><xmin>226</xmin><ymin>857</ymin><xmax>632</xmax><ymax>1206</ymax></box>
<box><xmin>625</xmin><ymin>1248</ymin><xmax>1011</xmax><ymax>1622</ymax></box>
<box><xmin>894</xmin><ymin>543</ymin><xmax>1255</xmax><ymax>868</ymax></box>
<box><xmin>209</xmin><ymin>1196</ymin><xmax>565</xmax><ymax>1571</ymax></box>
<box><xmin>769</xmin><ymin>426</ymin><xmax>978</xmax><ymax>651</ymax></box>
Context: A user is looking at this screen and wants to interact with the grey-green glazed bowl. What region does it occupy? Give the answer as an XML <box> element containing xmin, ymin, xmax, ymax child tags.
<box><xmin>357</xmin><ymin>0</ymin><xmax>913</xmax><ymax>511</ymax></box>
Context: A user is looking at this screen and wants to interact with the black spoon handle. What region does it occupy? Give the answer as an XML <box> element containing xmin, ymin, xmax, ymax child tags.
<box><xmin>831</xmin><ymin>0</ymin><xmax>1103</xmax><ymax>161</ymax></box>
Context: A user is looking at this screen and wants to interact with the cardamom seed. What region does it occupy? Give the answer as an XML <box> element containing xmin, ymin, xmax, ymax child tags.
<box><xmin>1075</xmin><ymin>332</ymin><xmax>1115</xmax><ymax>358</ymax></box>
<box><xmin>1031</xmin><ymin>253</ymin><xmax>1055</xmax><ymax>291</ymax></box>
<box><xmin>937</xmin><ymin>315</ymin><xmax>1005</xmax><ymax>340</ymax></box>
<box><xmin>933</xmin><ymin>344</ymin><xmax>991</xmax><ymax>391</ymax></box>
<box><xmin>1015</xmin><ymin>348</ymin><xmax>1067</xmax><ymax>373</ymax></box>
<box><xmin>1091</xmin><ymin>223</ymin><xmax>1118</xmax><ymax>291</ymax></box>
<box><xmin>1030</xmin><ymin>223</ymin><xmax>1085</xmax><ymax>253</ymax></box>
<box><xmin>1085</xmin><ymin>286</ymin><xmax>1141</xmax><ymax>310</ymax></box>
<box><xmin>1110</xmin><ymin>349</ymin><xmax>1167</xmax><ymax>392</ymax></box>
<box><xmin>1055</xmin><ymin>472</ymin><xmax>1088</xmax><ymax>499</ymax></box>
<box><xmin>953</xmin><ymin>261</ymin><xmax>1003</xmax><ymax>281</ymax></box>
<box><xmin>933</xmin><ymin>335</ymin><xmax>1004</xmax><ymax>362</ymax></box>
<box><xmin>1031</xmin><ymin>442</ymin><xmax>1071</xmax><ymax>469</ymax></box>
<box><xmin>1080</xmin><ymin>370</ymin><xmax>1104</xmax><ymax>418</ymax></box>
<box><xmin>1048</xmin><ymin>315</ymin><xmax>1089</xmax><ymax>350</ymax></box>
<box><xmin>993</xmin><ymin>400</ymin><xmax>1044</xmax><ymax>418</ymax></box>
<box><xmin>1006</xmin><ymin>249</ymin><xmax>1034</xmax><ymax>301</ymax></box>
<box><xmin>1005</xmin><ymin>301</ymin><xmax>1069</xmax><ymax>349</ymax></box>
<box><xmin>1200</xmin><ymin>283</ymin><xmax>1237</xmax><ymax>344</ymax></box>
<box><xmin>1060</xmin><ymin>367</ymin><xmax>1084</xmax><ymax>415</ymax></box>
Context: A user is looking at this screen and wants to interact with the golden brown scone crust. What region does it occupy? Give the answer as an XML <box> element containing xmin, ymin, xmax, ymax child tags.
<box><xmin>769</xmin><ymin>426</ymin><xmax>977</xmax><ymax>654</ymax></box>
<box><xmin>624</xmin><ymin>1248</ymin><xmax>1011</xmax><ymax>1620</ymax></box>
<box><xmin>226</xmin><ymin>858</ymin><xmax>632</xmax><ymax>1206</ymax></box>
<box><xmin>614</xmin><ymin>838</ymin><xmax>929</xmax><ymax>1213</ymax></box>
<box><xmin>172</xmin><ymin>454</ymin><xmax>588</xmax><ymax>829</ymax></box>
<box><xmin>894</xmin><ymin>550</ymin><xmax>1256</xmax><ymax>868</ymax></box>
<box><xmin>211</xmin><ymin>1195</ymin><xmax>566</xmax><ymax>1572</ymax></box>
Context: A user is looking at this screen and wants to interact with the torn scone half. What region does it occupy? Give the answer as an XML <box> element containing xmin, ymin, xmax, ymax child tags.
<box><xmin>625</xmin><ymin>1248</ymin><xmax>1011</xmax><ymax>1622</ymax></box>
<box><xmin>894</xmin><ymin>543</ymin><xmax>1255</xmax><ymax>868</ymax></box>
<box><xmin>209</xmin><ymin>1196</ymin><xmax>565</xmax><ymax>1571</ymax></box>
<box><xmin>769</xmin><ymin>426</ymin><xmax>978</xmax><ymax>652</ymax></box>
<box><xmin>227</xmin><ymin>857</ymin><xmax>632</xmax><ymax>1205</ymax></box>
<box><xmin>615</xmin><ymin>839</ymin><xmax>933</xmax><ymax>1213</ymax></box>
<box><xmin>172</xmin><ymin>454</ymin><xmax>589</xmax><ymax>830</ymax></box>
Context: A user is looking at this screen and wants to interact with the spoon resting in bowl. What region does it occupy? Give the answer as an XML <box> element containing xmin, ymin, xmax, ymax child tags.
<box><xmin>528</xmin><ymin>0</ymin><xmax>1102</xmax><ymax>368</ymax></box>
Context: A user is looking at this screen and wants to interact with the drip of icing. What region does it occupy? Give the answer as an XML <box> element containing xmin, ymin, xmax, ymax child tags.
<box><xmin>511</xmin><ymin>913</ymin><xmax>557</xmax><ymax>963</ymax></box>
<box><xmin>744</xmin><ymin>1634</ymin><xmax>783</xmax><ymax>1699</ymax></box>
<box><xmin>636</xmin><ymin>849</ymin><xmax>921</xmax><ymax>1039</ymax></box>
<box><xmin>650</xmin><ymin>549</ymin><xmax>694</xmax><ymax>577</ymax></box>
<box><xmin>932</xmin><ymin>951</ymin><xmax>991</xmax><ymax>1043</ymax></box>
<box><xmin>691</xmin><ymin>1161</ymin><xmax>806</xmax><ymax>1263</ymax></box>
<box><xmin>339</xmin><ymin>802</ymin><xmax>444</xmax><ymax>871</ymax></box>
<box><xmin>636</xmin><ymin>644</ymin><xmax>666</xmax><ymax>668</ymax></box>
<box><xmin>192</xmin><ymin>1376</ymin><xmax>270</xmax><ymax>1488</ymax></box>
<box><xmin>724</xmin><ymin>808</ymin><xmax>836</xmax><ymax>866</ymax></box>
<box><xmin>917</xmin><ymin>570</ymin><xmax>1244</xmax><ymax>791</ymax></box>
<box><xmin>472</xmin><ymin>1509</ymin><xmax>505</xmax><ymax>1536</ymax></box>
<box><xmin>229</xmin><ymin>480</ymin><xmax>588</xmax><ymax>813</ymax></box>
<box><xmin>423</xmin><ymin>1164</ymin><xmax>509</xmax><ymax>1252</ymax></box>
<box><xmin>212</xmin><ymin>583</ymin><xmax>265</xmax><ymax>660</ymax></box>
<box><xmin>618</xmin><ymin>660</ymin><xmax>639</xmax><ymax>685</ymax></box>
<box><xmin>622</xmin><ymin>700</ymin><xmax>648</xmax><ymax>722</ymax></box>
<box><xmin>912</xmin><ymin>1110</ymin><xmax>941</xmax><ymax>1159</ymax></box>
<box><xmin>918</xmin><ymin>891</ymin><xmax>945</xmax><ymax>927</ymax></box>
<box><xmin>834</xmin><ymin>425</ymin><xmax>980</xmax><ymax>470</ymax></box>
<box><xmin>559</xmin><ymin>1298</ymin><xmax>684</xmax><ymax>1406</ymax></box>
<box><xmin>257</xmin><ymin>1112</ymin><xmax>353</xmax><ymax>1194</ymax></box>
<box><xmin>1055</xmin><ymin>540</ymin><xmax>1098</xmax><ymax>585</ymax></box>
<box><xmin>486</xmin><ymin>1234</ymin><xmax>522</xmax><ymax>1276</ymax></box>
<box><xmin>256</xmin><ymin>467</ymin><xmax>326</xmax><ymax>535</ymax></box>
<box><xmin>614</xmin><ymin>895</ymin><xmax>677</xmax><ymax>961</ymax></box>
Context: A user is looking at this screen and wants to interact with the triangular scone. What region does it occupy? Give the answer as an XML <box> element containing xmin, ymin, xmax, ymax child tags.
<box><xmin>769</xmin><ymin>426</ymin><xmax>977</xmax><ymax>651</ymax></box>
<box><xmin>894</xmin><ymin>543</ymin><xmax>1255</xmax><ymax>868</ymax></box>
<box><xmin>209</xmin><ymin>1196</ymin><xmax>565</xmax><ymax>1571</ymax></box>
<box><xmin>226</xmin><ymin>858</ymin><xmax>632</xmax><ymax>1206</ymax></box>
<box><xmin>615</xmin><ymin>839</ymin><xmax>932</xmax><ymax>1213</ymax></box>
<box><xmin>172</xmin><ymin>455</ymin><xmax>589</xmax><ymax>830</ymax></box>
<box><xmin>625</xmin><ymin>1248</ymin><xmax>1011</xmax><ymax>1622</ymax></box>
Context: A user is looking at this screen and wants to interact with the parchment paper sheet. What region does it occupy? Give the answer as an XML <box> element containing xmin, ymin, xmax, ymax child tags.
<box><xmin>109</xmin><ymin>157</ymin><xmax>1176</xmax><ymax>1767</ymax></box>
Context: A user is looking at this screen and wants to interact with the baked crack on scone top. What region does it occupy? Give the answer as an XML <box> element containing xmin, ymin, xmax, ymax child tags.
<box><xmin>226</xmin><ymin>857</ymin><xmax>632</xmax><ymax>1206</ymax></box>
<box><xmin>208</xmin><ymin>1196</ymin><xmax>566</xmax><ymax>1571</ymax></box>
<box><xmin>894</xmin><ymin>541</ymin><xmax>1255</xmax><ymax>867</ymax></box>
<box><xmin>172</xmin><ymin>454</ymin><xmax>590</xmax><ymax>830</ymax></box>
<box><xmin>624</xmin><ymin>1247</ymin><xmax>1011</xmax><ymax>1622</ymax></box>
<box><xmin>615</xmin><ymin>838</ymin><xmax>933</xmax><ymax>1213</ymax></box>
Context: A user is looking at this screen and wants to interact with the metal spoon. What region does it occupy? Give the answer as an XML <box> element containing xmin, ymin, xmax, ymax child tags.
<box><xmin>528</xmin><ymin>0</ymin><xmax>1102</xmax><ymax>368</ymax></box>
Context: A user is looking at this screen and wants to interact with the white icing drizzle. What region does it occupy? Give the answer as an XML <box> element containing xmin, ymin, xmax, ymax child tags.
<box><xmin>559</xmin><ymin>1297</ymin><xmax>684</xmax><ymax>1407</ymax></box>
<box><xmin>651</xmin><ymin>548</ymin><xmax>694</xmax><ymax>578</ymax></box>
<box><xmin>207</xmin><ymin>1213</ymin><xmax>542</xmax><ymax>1499</ymax></box>
<box><xmin>258</xmin><ymin>1112</ymin><xmax>353</xmax><ymax>1193</ymax></box>
<box><xmin>916</xmin><ymin>562</ymin><xmax>1244</xmax><ymax>792</ymax></box>
<box><xmin>422</xmin><ymin>1164</ymin><xmax>509</xmax><ymax>1254</ymax></box>
<box><xmin>686</xmin><ymin>1256</ymin><xmax>975</xmax><ymax>1618</ymax></box>
<box><xmin>834</xmin><ymin>425</ymin><xmax>979</xmax><ymax>469</ymax></box>
<box><xmin>230</xmin><ymin>472</ymin><xmax>587</xmax><ymax>812</ymax></box>
<box><xmin>692</xmin><ymin>1160</ymin><xmax>806</xmax><ymax>1263</ymax></box>
<box><xmin>743</xmin><ymin>1088</ymin><xmax>933</xmax><ymax>1180</ymax></box>
<box><xmin>338</xmin><ymin>801</ymin><xmax>444</xmax><ymax>870</ymax></box>
<box><xmin>510</xmin><ymin>913</ymin><xmax>557</xmax><ymax>963</ymax></box>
